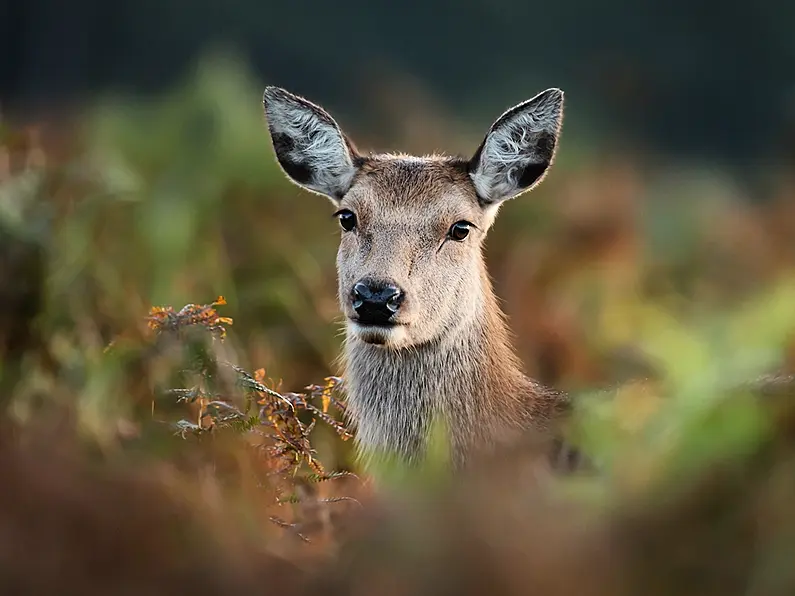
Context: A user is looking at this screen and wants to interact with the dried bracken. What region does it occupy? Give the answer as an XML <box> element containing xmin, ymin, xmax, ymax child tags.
<box><xmin>147</xmin><ymin>296</ymin><xmax>234</xmax><ymax>340</ymax></box>
<box><xmin>114</xmin><ymin>296</ymin><xmax>358</xmax><ymax>542</ymax></box>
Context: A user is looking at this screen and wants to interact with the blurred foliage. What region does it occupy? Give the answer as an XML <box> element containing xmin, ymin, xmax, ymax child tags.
<box><xmin>2</xmin><ymin>55</ymin><xmax>795</xmax><ymax>594</ymax></box>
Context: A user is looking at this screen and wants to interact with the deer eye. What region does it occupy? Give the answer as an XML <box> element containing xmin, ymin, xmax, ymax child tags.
<box><xmin>448</xmin><ymin>221</ymin><xmax>473</xmax><ymax>241</ymax></box>
<box><xmin>334</xmin><ymin>209</ymin><xmax>357</xmax><ymax>232</ymax></box>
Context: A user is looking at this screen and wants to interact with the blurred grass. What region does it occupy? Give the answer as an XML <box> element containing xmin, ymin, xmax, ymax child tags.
<box><xmin>2</xmin><ymin>51</ymin><xmax>795</xmax><ymax>595</ymax></box>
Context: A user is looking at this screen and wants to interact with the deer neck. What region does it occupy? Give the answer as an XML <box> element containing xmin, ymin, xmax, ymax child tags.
<box><xmin>340</xmin><ymin>272</ymin><xmax>534</xmax><ymax>467</ymax></box>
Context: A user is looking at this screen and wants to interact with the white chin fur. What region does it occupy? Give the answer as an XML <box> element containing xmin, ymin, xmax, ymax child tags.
<box><xmin>349</xmin><ymin>322</ymin><xmax>408</xmax><ymax>347</ymax></box>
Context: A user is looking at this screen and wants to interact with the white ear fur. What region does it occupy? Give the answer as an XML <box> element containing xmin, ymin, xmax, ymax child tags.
<box><xmin>469</xmin><ymin>88</ymin><xmax>564</xmax><ymax>204</ymax></box>
<box><xmin>262</xmin><ymin>86</ymin><xmax>359</xmax><ymax>200</ymax></box>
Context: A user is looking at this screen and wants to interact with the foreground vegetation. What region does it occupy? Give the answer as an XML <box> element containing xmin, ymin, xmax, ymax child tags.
<box><xmin>2</xmin><ymin>54</ymin><xmax>795</xmax><ymax>594</ymax></box>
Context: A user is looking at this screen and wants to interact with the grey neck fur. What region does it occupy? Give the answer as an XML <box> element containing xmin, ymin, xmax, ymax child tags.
<box><xmin>341</xmin><ymin>267</ymin><xmax>556</xmax><ymax>468</ymax></box>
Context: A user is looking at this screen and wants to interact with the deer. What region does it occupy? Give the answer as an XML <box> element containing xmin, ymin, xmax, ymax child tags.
<box><xmin>261</xmin><ymin>85</ymin><xmax>576</xmax><ymax>472</ymax></box>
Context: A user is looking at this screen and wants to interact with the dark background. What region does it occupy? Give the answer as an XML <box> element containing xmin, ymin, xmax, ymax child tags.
<box><xmin>3</xmin><ymin>0</ymin><xmax>795</xmax><ymax>174</ymax></box>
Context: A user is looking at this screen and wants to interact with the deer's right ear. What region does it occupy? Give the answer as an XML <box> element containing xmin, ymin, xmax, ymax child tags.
<box><xmin>262</xmin><ymin>87</ymin><xmax>361</xmax><ymax>201</ymax></box>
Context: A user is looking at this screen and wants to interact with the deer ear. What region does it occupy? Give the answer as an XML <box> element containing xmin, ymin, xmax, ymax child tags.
<box><xmin>262</xmin><ymin>86</ymin><xmax>361</xmax><ymax>201</ymax></box>
<box><xmin>468</xmin><ymin>88</ymin><xmax>564</xmax><ymax>205</ymax></box>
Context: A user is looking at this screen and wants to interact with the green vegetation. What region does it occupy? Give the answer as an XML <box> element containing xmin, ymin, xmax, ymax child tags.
<box><xmin>2</xmin><ymin>54</ymin><xmax>795</xmax><ymax>595</ymax></box>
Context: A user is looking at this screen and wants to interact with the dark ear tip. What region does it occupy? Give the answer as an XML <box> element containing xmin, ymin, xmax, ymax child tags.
<box><xmin>537</xmin><ymin>87</ymin><xmax>564</xmax><ymax>106</ymax></box>
<box><xmin>263</xmin><ymin>86</ymin><xmax>294</xmax><ymax>106</ymax></box>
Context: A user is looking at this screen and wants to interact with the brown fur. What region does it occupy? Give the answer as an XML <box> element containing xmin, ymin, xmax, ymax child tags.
<box><xmin>337</xmin><ymin>156</ymin><xmax>571</xmax><ymax>468</ymax></box>
<box><xmin>262</xmin><ymin>87</ymin><xmax>571</xmax><ymax>470</ymax></box>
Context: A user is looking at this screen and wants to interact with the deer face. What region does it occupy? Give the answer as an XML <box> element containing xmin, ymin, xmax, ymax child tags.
<box><xmin>262</xmin><ymin>86</ymin><xmax>564</xmax><ymax>349</ymax></box>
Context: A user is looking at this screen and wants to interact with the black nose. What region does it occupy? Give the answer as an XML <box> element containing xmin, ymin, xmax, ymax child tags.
<box><xmin>351</xmin><ymin>280</ymin><xmax>404</xmax><ymax>325</ymax></box>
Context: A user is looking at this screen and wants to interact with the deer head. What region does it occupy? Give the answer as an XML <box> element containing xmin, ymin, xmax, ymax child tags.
<box><xmin>262</xmin><ymin>86</ymin><xmax>564</xmax><ymax>351</ymax></box>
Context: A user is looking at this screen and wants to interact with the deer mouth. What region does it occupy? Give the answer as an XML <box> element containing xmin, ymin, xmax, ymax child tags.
<box><xmin>348</xmin><ymin>318</ymin><xmax>402</xmax><ymax>328</ymax></box>
<box><xmin>348</xmin><ymin>319</ymin><xmax>408</xmax><ymax>346</ymax></box>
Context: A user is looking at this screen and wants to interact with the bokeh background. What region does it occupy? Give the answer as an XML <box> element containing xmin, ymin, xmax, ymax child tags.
<box><xmin>5</xmin><ymin>0</ymin><xmax>795</xmax><ymax>391</ymax></box>
<box><xmin>4</xmin><ymin>2</ymin><xmax>795</xmax><ymax>594</ymax></box>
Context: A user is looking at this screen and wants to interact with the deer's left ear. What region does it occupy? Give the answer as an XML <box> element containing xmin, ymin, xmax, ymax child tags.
<box><xmin>468</xmin><ymin>88</ymin><xmax>564</xmax><ymax>205</ymax></box>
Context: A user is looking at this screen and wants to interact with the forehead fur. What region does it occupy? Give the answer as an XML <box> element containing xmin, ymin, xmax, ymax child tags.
<box><xmin>348</xmin><ymin>153</ymin><xmax>477</xmax><ymax>209</ymax></box>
